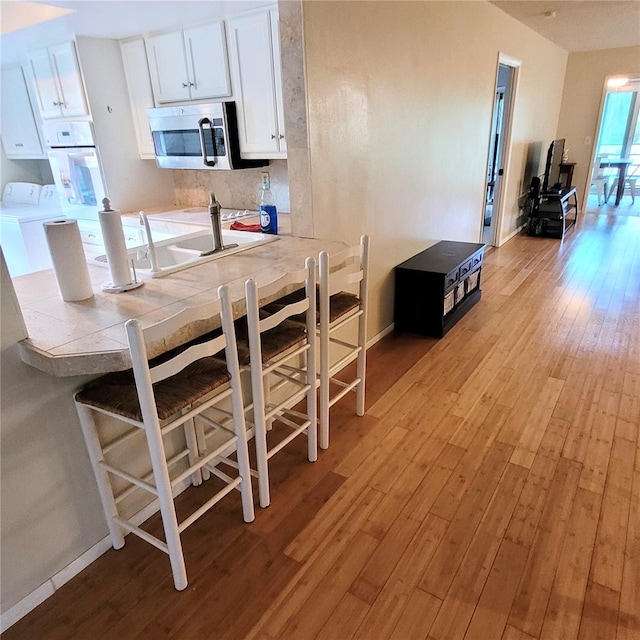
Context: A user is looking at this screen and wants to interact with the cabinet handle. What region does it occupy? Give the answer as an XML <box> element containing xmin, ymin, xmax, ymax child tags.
<box><xmin>278</xmin><ymin>134</ymin><xmax>285</xmax><ymax>140</ymax></box>
<box><xmin>182</xmin><ymin>82</ymin><xmax>189</xmax><ymax>88</ymax></box>
<box><xmin>189</xmin><ymin>82</ymin><xmax>195</xmax><ymax>87</ymax></box>
<box><xmin>271</xmin><ymin>134</ymin><xmax>276</xmax><ymax>139</ymax></box>
<box><xmin>87</xmin><ymin>233</ymin><xmax>96</xmax><ymax>239</ymax></box>
<box><xmin>15</xmin><ymin>143</ymin><xmax>24</xmax><ymax>147</ymax></box>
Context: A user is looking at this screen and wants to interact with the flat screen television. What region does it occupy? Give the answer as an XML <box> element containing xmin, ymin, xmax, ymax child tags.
<box><xmin>542</xmin><ymin>138</ymin><xmax>565</xmax><ymax>193</ymax></box>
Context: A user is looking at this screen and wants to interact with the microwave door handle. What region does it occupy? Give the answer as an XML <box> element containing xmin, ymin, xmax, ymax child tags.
<box><xmin>198</xmin><ymin>117</ymin><xmax>216</xmax><ymax>167</ymax></box>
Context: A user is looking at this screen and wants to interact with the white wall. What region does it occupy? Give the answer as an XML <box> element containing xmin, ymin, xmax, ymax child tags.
<box><xmin>0</xmin><ymin>143</ymin><xmax>53</xmax><ymax>190</ymax></box>
<box><xmin>298</xmin><ymin>0</ymin><xmax>568</xmax><ymax>337</ymax></box>
<box><xmin>556</xmin><ymin>45</ymin><xmax>640</xmax><ymax>210</ymax></box>
<box><xmin>75</xmin><ymin>37</ymin><xmax>177</xmax><ymax>212</ymax></box>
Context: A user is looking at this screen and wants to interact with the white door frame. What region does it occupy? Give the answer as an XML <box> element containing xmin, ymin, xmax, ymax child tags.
<box><xmin>483</xmin><ymin>53</ymin><xmax>521</xmax><ymax>247</ymax></box>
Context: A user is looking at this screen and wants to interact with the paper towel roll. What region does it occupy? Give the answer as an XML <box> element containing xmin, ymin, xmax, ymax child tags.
<box><xmin>98</xmin><ymin>203</ymin><xmax>132</xmax><ymax>287</ymax></box>
<box><xmin>44</xmin><ymin>220</ymin><xmax>94</xmax><ymax>302</ymax></box>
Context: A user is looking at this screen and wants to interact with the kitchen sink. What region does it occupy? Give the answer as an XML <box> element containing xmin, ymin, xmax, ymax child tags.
<box><xmin>93</xmin><ymin>229</ymin><xmax>278</xmax><ymax>278</ymax></box>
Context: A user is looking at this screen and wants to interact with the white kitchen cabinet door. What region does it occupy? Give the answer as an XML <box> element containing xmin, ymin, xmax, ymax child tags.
<box><xmin>228</xmin><ymin>8</ymin><xmax>285</xmax><ymax>159</ymax></box>
<box><xmin>120</xmin><ymin>38</ymin><xmax>156</xmax><ymax>158</ymax></box>
<box><xmin>270</xmin><ymin>9</ymin><xmax>286</xmax><ymax>155</ymax></box>
<box><xmin>146</xmin><ymin>30</ymin><xmax>191</xmax><ymax>104</ymax></box>
<box><xmin>27</xmin><ymin>48</ymin><xmax>61</xmax><ymax>119</ymax></box>
<box><xmin>48</xmin><ymin>42</ymin><xmax>88</xmax><ymax>117</ymax></box>
<box><xmin>27</xmin><ymin>42</ymin><xmax>88</xmax><ymax>119</ymax></box>
<box><xmin>147</xmin><ymin>22</ymin><xmax>230</xmax><ymax>104</ymax></box>
<box><xmin>1</xmin><ymin>67</ymin><xmax>46</xmax><ymax>158</ymax></box>
<box><xmin>184</xmin><ymin>22</ymin><xmax>231</xmax><ymax>100</ymax></box>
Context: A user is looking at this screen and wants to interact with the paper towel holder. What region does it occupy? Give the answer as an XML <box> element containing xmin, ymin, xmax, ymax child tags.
<box><xmin>100</xmin><ymin>264</ymin><xmax>144</xmax><ymax>293</ymax></box>
<box><xmin>100</xmin><ymin>197</ymin><xmax>144</xmax><ymax>293</ymax></box>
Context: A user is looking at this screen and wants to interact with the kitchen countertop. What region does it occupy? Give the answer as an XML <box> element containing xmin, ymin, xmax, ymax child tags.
<box><xmin>14</xmin><ymin>217</ymin><xmax>338</xmax><ymax>377</ymax></box>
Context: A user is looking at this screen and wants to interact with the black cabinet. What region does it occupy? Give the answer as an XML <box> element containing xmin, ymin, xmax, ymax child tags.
<box><xmin>394</xmin><ymin>241</ymin><xmax>484</xmax><ymax>338</ymax></box>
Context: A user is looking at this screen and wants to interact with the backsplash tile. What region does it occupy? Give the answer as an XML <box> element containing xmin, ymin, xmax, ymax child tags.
<box><xmin>172</xmin><ymin>160</ymin><xmax>290</xmax><ymax>212</ymax></box>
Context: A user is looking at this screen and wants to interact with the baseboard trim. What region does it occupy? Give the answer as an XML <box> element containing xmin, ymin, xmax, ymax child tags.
<box><xmin>498</xmin><ymin>222</ymin><xmax>526</xmax><ymax>246</ymax></box>
<box><xmin>368</xmin><ymin>323</ymin><xmax>394</xmax><ymax>348</ymax></box>
<box><xmin>1</xmin><ymin>478</ymin><xmax>190</xmax><ymax>633</ymax></box>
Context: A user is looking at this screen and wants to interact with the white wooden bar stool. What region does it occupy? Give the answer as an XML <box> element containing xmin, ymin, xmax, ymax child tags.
<box><xmin>318</xmin><ymin>235</ymin><xmax>369</xmax><ymax>449</ymax></box>
<box><xmin>73</xmin><ymin>284</ymin><xmax>254</xmax><ymax>591</ymax></box>
<box><xmin>238</xmin><ymin>257</ymin><xmax>317</xmax><ymax>508</ymax></box>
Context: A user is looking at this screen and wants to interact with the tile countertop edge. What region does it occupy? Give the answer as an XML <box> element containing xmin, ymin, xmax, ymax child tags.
<box><xmin>15</xmin><ymin>234</ymin><xmax>346</xmax><ymax>377</ymax></box>
<box><xmin>17</xmin><ymin>341</ymin><xmax>131</xmax><ymax>378</ymax></box>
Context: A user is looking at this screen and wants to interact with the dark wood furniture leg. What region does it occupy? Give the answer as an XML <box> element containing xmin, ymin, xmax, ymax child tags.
<box><xmin>615</xmin><ymin>164</ymin><xmax>627</xmax><ymax>206</ymax></box>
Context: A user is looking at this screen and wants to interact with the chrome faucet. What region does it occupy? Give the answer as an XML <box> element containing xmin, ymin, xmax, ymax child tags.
<box><xmin>138</xmin><ymin>211</ymin><xmax>160</xmax><ymax>274</ymax></box>
<box><xmin>201</xmin><ymin>192</ymin><xmax>237</xmax><ymax>256</ymax></box>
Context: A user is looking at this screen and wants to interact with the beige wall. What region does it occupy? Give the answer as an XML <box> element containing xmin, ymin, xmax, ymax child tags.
<box><xmin>1</xmin><ymin>257</ymin><xmax>107</xmax><ymax>614</ymax></box>
<box><xmin>557</xmin><ymin>45</ymin><xmax>640</xmax><ymax>210</ymax></box>
<box><xmin>300</xmin><ymin>0</ymin><xmax>568</xmax><ymax>337</ymax></box>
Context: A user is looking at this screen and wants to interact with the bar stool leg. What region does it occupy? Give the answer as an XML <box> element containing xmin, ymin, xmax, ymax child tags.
<box><xmin>143</xmin><ymin>419</ymin><xmax>188</xmax><ymax>590</ymax></box>
<box><xmin>319</xmin><ymin>263</ymin><xmax>330</xmax><ymax>450</ymax></box>
<box><xmin>356</xmin><ymin>345</ymin><xmax>366</xmax><ymax>417</ymax></box>
<box><xmin>183</xmin><ymin>415</ymin><xmax>203</xmax><ymax>486</ymax></box>
<box><xmin>307</xmin><ymin>347</ymin><xmax>318</xmax><ymax>462</ymax></box>
<box><xmin>75</xmin><ymin>403</ymin><xmax>126</xmax><ymax>549</ymax></box>
<box><xmin>250</xmin><ymin>357</ymin><xmax>271</xmax><ymax>508</ymax></box>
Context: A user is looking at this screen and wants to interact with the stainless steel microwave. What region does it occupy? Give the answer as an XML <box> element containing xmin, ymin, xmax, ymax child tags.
<box><xmin>147</xmin><ymin>102</ymin><xmax>267</xmax><ymax>170</ymax></box>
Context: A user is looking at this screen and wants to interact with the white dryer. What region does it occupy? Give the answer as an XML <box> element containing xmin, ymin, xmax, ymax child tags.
<box><xmin>0</xmin><ymin>183</ymin><xmax>66</xmax><ymax>277</ymax></box>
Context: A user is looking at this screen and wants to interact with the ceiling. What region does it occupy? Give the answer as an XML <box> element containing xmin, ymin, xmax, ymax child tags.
<box><xmin>490</xmin><ymin>1</ymin><xmax>640</xmax><ymax>52</ymax></box>
<box><xmin>0</xmin><ymin>0</ymin><xmax>639</xmax><ymax>68</ymax></box>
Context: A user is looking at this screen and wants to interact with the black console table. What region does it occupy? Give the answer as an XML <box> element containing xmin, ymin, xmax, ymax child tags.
<box><xmin>528</xmin><ymin>187</ymin><xmax>578</xmax><ymax>239</ymax></box>
<box><xmin>394</xmin><ymin>241</ymin><xmax>484</xmax><ymax>338</ymax></box>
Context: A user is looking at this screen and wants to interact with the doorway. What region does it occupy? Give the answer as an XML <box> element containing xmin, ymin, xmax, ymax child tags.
<box><xmin>586</xmin><ymin>74</ymin><xmax>640</xmax><ymax>212</ymax></box>
<box><xmin>482</xmin><ymin>56</ymin><xmax>519</xmax><ymax>246</ymax></box>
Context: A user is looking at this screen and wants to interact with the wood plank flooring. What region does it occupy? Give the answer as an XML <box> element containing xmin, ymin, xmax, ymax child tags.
<box><xmin>5</xmin><ymin>212</ymin><xmax>639</xmax><ymax>640</ymax></box>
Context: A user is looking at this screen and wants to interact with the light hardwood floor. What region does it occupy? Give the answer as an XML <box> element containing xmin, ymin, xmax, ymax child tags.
<box><xmin>5</xmin><ymin>211</ymin><xmax>639</xmax><ymax>640</ymax></box>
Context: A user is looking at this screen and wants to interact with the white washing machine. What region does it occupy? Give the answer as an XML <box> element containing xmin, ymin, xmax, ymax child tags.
<box><xmin>0</xmin><ymin>183</ymin><xmax>66</xmax><ymax>277</ymax></box>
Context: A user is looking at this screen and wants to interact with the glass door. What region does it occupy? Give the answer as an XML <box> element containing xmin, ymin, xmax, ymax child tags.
<box><xmin>596</xmin><ymin>83</ymin><xmax>639</xmax><ymax>159</ymax></box>
<box><xmin>48</xmin><ymin>146</ymin><xmax>106</xmax><ymax>220</ymax></box>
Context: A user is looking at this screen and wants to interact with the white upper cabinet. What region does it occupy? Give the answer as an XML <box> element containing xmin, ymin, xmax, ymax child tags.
<box><xmin>227</xmin><ymin>7</ymin><xmax>286</xmax><ymax>159</ymax></box>
<box><xmin>1</xmin><ymin>66</ymin><xmax>46</xmax><ymax>159</ymax></box>
<box><xmin>119</xmin><ymin>38</ymin><xmax>156</xmax><ymax>158</ymax></box>
<box><xmin>146</xmin><ymin>21</ymin><xmax>230</xmax><ymax>104</ymax></box>
<box><xmin>27</xmin><ymin>42</ymin><xmax>88</xmax><ymax>119</ymax></box>
<box><xmin>185</xmin><ymin>23</ymin><xmax>231</xmax><ymax>101</ymax></box>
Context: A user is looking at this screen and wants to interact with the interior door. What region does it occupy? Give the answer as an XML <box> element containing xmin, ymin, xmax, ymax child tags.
<box><xmin>482</xmin><ymin>59</ymin><xmax>518</xmax><ymax>247</ymax></box>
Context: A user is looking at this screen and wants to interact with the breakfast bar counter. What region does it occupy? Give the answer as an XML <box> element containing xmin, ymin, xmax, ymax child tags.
<box><xmin>13</xmin><ymin>231</ymin><xmax>345</xmax><ymax>377</ymax></box>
